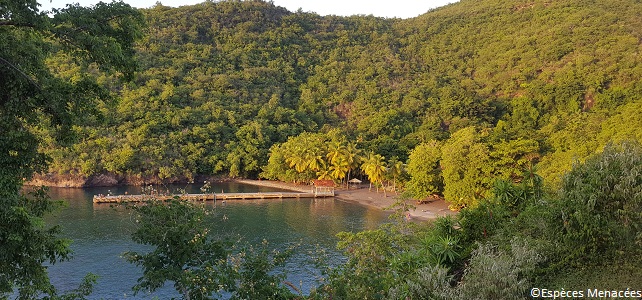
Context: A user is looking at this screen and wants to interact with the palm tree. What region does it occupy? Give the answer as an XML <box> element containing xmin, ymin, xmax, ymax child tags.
<box><xmin>361</xmin><ymin>152</ymin><xmax>386</xmax><ymax>192</ymax></box>
<box><xmin>387</xmin><ymin>157</ymin><xmax>405</xmax><ymax>194</ymax></box>
<box><xmin>285</xmin><ymin>146</ymin><xmax>308</xmax><ymax>173</ymax></box>
<box><xmin>330</xmin><ymin>156</ymin><xmax>350</xmax><ymax>182</ymax></box>
<box><xmin>285</xmin><ymin>143</ymin><xmax>326</xmax><ymax>183</ymax></box>
<box><xmin>344</xmin><ymin>142</ymin><xmax>362</xmax><ymax>188</ymax></box>
<box><xmin>305</xmin><ymin>151</ymin><xmax>325</xmax><ymax>172</ymax></box>
<box><xmin>316</xmin><ymin>163</ymin><xmax>333</xmax><ymax>180</ymax></box>
<box><xmin>326</xmin><ymin>141</ymin><xmax>346</xmax><ymax>166</ymax></box>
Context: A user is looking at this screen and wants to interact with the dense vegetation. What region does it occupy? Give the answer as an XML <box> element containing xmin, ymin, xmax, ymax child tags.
<box><xmin>4</xmin><ymin>0</ymin><xmax>642</xmax><ymax>298</ymax></box>
<box><xmin>37</xmin><ymin>0</ymin><xmax>642</xmax><ymax>206</ymax></box>
<box><xmin>0</xmin><ymin>0</ymin><xmax>144</xmax><ymax>297</ymax></box>
<box><xmin>128</xmin><ymin>143</ymin><xmax>642</xmax><ymax>299</ymax></box>
<box><xmin>315</xmin><ymin>143</ymin><xmax>642</xmax><ymax>299</ymax></box>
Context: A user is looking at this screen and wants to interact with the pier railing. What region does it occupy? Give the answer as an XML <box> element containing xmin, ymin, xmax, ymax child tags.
<box><xmin>93</xmin><ymin>191</ymin><xmax>332</xmax><ymax>203</ymax></box>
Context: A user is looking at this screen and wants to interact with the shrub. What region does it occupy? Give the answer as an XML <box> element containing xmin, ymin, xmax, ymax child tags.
<box><xmin>453</xmin><ymin>238</ymin><xmax>543</xmax><ymax>300</ymax></box>
<box><xmin>558</xmin><ymin>142</ymin><xmax>642</xmax><ymax>260</ymax></box>
<box><xmin>386</xmin><ymin>265</ymin><xmax>452</xmax><ymax>300</ymax></box>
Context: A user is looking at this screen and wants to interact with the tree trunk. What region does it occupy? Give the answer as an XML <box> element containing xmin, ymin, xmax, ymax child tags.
<box><xmin>393</xmin><ymin>176</ymin><xmax>397</xmax><ymax>195</ymax></box>
<box><xmin>346</xmin><ymin>169</ymin><xmax>351</xmax><ymax>189</ymax></box>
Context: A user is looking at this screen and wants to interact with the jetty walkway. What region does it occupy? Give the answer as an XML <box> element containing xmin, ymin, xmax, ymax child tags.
<box><xmin>93</xmin><ymin>191</ymin><xmax>333</xmax><ymax>204</ymax></box>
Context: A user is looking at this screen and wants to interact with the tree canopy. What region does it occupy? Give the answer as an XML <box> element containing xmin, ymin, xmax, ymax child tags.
<box><xmin>4</xmin><ymin>0</ymin><xmax>642</xmax><ymax>297</ymax></box>
<box><xmin>31</xmin><ymin>0</ymin><xmax>642</xmax><ymax>206</ymax></box>
<box><xmin>0</xmin><ymin>0</ymin><xmax>144</xmax><ymax>297</ymax></box>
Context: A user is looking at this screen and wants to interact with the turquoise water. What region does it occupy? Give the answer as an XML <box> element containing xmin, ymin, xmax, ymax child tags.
<box><xmin>43</xmin><ymin>183</ymin><xmax>389</xmax><ymax>298</ymax></box>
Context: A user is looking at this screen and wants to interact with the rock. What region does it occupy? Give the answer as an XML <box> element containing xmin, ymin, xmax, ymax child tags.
<box><xmin>85</xmin><ymin>173</ymin><xmax>119</xmax><ymax>186</ymax></box>
<box><xmin>26</xmin><ymin>173</ymin><xmax>87</xmax><ymax>187</ymax></box>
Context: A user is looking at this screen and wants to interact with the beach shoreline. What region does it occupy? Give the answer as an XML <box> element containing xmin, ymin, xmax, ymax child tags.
<box><xmin>235</xmin><ymin>179</ymin><xmax>456</xmax><ymax>221</ymax></box>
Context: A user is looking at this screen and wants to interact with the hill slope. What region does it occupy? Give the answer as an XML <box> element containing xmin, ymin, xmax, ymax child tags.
<box><xmin>39</xmin><ymin>0</ymin><xmax>642</xmax><ymax>188</ymax></box>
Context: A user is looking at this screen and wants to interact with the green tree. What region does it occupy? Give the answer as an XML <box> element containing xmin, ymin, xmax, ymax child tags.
<box><xmin>316</xmin><ymin>164</ymin><xmax>334</xmax><ymax>180</ymax></box>
<box><xmin>263</xmin><ymin>132</ymin><xmax>330</xmax><ymax>183</ymax></box>
<box><xmin>286</xmin><ymin>146</ymin><xmax>310</xmax><ymax>173</ymax></box>
<box><xmin>305</xmin><ymin>150</ymin><xmax>326</xmax><ymax>173</ymax></box>
<box><xmin>124</xmin><ymin>200</ymin><xmax>232</xmax><ymax>297</ymax></box>
<box><xmin>316</xmin><ymin>223</ymin><xmax>414</xmax><ymax>300</ymax></box>
<box><xmin>489</xmin><ymin>138</ymin><xmax>540</xmax><ymax>181</ymax></box>
<box><xmin>344</xmin><ymin>142</ymin><xmax>363</xmax><ymax>188</ymax></box>
<box><xmin>452</xmin><ymin>239</ymin><xmax>542</xmax><ymax>300</ymax></box>
<box><xmin>386</xmin><ymin>157</ymin><xmax>405</xmax><ymax>194</ymax></box>
<box><xmin>261</xmin><ymin>143</ymin><xmax>299</xmax><ymax>182</ymax></box>
<box><xmin>326</xmin><ymin>140</ymin><xmax>362</xmax><ymax>183</ymax></box>
<box><xmin>329</xmin><ymin>156</ymin><xmax>350</xmax><ymax>182</ymax></box>
<box><xmin>361</xmin><ymin>152</ymin><xmax>387</xmax><ymax>192</ymax></box>
<box><xmin>125</xmin><ymin>199</ymin><xmax>297</xmax><ymax>299</ymax></box>
<box><xmin>440</xmin><ymin>127</ymin><xmax>492</xmax><ymax>208</ymax></box>
<box><xmin>326</xmin><ymin>141</ymin><xmax>347</xmax><ymax>166</ymax></box>
<box><xmin>0</xmin><ymin>0</ymin><xmax>144</xmax><ymax>297</ymax></box>
<box><xmin>405</xmin><ymin>140</ymin><xmax>442</xmax><ymax>199</ymax></box>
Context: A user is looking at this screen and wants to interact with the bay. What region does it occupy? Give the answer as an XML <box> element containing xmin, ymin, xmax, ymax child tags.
<box><xmin>43</xmin><ymin>182</ymin><xmax>389</xmax><ymax>298</ymax></box>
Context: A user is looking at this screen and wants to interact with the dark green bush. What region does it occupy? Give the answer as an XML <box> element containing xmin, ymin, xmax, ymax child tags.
<box><xmin>558</xmin><ymin>142</ymin><xmax>642</xmax><ymax>261</ymax></box>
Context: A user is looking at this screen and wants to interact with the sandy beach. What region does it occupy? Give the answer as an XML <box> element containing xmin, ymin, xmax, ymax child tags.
<box><xmin>236</xmin><ymin>179</ymin><xmax>456</xmax><ymax>221</ymax></box>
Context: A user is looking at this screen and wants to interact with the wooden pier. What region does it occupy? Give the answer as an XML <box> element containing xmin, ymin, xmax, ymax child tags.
<box><xmin>93</xmin><ymin>191</ymin><xmax>333</xmax><ymax>204</ymax></box>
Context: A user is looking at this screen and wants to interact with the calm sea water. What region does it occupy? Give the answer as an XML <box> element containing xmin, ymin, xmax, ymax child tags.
<box><xmin>43</xmin><ymin>183</ymin><xmax>389</xmax><ymax>299</ymax></box>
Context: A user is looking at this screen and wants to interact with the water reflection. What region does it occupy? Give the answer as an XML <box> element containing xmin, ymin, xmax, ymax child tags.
<box><xmin>42</xmin><ymin>183</ymin><xmax>389</xmax><ymax>298</ymax></box>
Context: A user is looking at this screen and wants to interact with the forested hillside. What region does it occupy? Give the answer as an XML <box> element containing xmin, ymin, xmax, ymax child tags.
<box><xmin>38</xmin><ymin>0</ymin><xmax>642</xmax><ymax>203</ymax></box>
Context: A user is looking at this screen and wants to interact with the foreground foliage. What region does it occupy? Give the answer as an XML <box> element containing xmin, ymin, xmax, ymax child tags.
<box><xmin>311</xmin><ymin>143</ymin><xmax>641</xmax><ymax>299</ymax></box>
<box><xmin>558</xmin><ymin>142</ymin><xmax>642</xmax><ymax>262</ymax></box>
<box><xmin>0</xmin><ymin>0</ymin><xmax>144</xmax><ymax>298</ymax></box>
<box><xmin>125</xmin><ymin>199</ymin><xmax>297</xmax><ymax>299</ymax></box>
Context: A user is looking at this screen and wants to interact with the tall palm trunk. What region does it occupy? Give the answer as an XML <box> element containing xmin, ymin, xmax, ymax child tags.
<box><xmin>346</xmin><ymin>169</ymin><xmax>351</xmax><ymax>189</ymax></box>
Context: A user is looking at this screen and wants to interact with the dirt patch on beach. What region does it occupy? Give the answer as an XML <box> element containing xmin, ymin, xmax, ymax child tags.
<box><xmin>237</xmin><ymin>179</ymin><xmax>457</xmax><ymax>221</ymax></box>
<box><xmin>333</xmin><ymin>186</ymin><xmax>456</xmax><ymax>221</ymax></box>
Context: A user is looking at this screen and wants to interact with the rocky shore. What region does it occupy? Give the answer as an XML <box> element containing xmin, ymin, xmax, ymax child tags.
<box><xmin>25</xmin><ymin>172</ymin><xmax>231</xmax><ymax>188</ymax></box>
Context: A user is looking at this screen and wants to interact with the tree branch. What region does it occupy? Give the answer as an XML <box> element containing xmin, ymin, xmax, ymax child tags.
<box><xmin>0</xmin><ymin>21</ymin><xmax>36</xmax><ymax>28</ymax></box>
<box><xmin>0</xmin><ymin>56</ymin><xmax>42</xmax><ymax>92</ymax></box>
